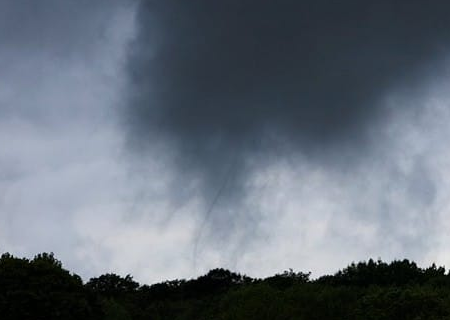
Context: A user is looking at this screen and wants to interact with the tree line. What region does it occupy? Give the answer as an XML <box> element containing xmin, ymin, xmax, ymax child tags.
<box><xmin>1</xmin><ymin>252</ymin><xmax>450</xmax><ymax>319</ymax></box>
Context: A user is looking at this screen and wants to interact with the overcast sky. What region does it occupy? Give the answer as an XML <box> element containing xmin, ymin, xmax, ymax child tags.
<box><xmin>2</xmin><ymin>0</ymin><xmax>450</xmax><ymax>284</ymax></box>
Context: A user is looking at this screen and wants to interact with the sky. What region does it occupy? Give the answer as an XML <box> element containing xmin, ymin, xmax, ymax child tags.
<box><xmin>2</xmin><ymin>0</ymin><xmax>450</xmax><ymax>284</ymax></box>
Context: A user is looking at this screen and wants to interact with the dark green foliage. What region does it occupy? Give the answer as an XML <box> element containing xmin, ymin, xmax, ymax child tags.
<box><xmin>264</xmin><ymin>268</ymin><xmax>311</xmax><ymax>290</ymax></box>
<box><xmin>3</xmin><ymin>252</ymin><xmax>450</xmax><ymax>319</ymax></box>
<box><xmin>316</xmin><ymin>259</ymin><xmax>447</xmax><ymax>287</ymax></box>
<box><xmin>86</xmin><ymin>274</ymin><xmax>139</xmax><ymax>298</ymax></box>
<box><xmin>0</xmin><ymin>252</ymin><xmax>101</xmax><ymax>320</ymax></box>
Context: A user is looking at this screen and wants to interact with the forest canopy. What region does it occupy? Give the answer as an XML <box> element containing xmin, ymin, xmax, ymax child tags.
<box><xmin>1</xmin><ymin>252</ymin><xmax>450</xmax><ymax>319</ymax></box>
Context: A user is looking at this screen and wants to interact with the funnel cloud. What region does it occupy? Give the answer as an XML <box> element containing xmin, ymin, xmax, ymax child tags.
<box><xmin>124</xmin><ymin>1</ymin><xmax>450</xmax><ymax>248</ymax></box>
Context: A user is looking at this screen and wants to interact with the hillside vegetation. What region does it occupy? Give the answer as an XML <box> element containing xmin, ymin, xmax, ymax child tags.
<box><xmin>1</xmin><ymin>252</ymin><xmax>450</xmax><ymax>319</ymax></box>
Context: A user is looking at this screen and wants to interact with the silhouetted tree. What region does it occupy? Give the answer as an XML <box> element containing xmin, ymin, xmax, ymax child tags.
<box><xmin>265</xmin><ymin>268</ymin><xmax>310</xmax><ymax>290</ymax></box>
<box><xmin>3</xmin><ymin>253</ymin><xmax>450</xmax><ymax>320</ymax></box>
<box><xmin>0</xmin><ymin>252</ymin><xmax>101</xmax><ymax>320</ymax></box>
<box><xmin>86</xmin><ymin>273</ymin><xmax>139</xmax><ymax>298</ymax></box>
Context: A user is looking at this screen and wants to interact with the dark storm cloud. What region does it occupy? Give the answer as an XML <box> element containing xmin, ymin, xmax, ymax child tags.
<box><xmin>124</xmin><ymin>1</ymin><xmax>450</xmax><ymax>248</ymax></box>
<box><xmin>127</xmin><ymin>0</ymin><xmax>450</xmax><ymax>167</ymax></box>
<box><xmin>126</xmin><ymin>0</ymin><xmax>450</xmax><ymax>245</ymax></box>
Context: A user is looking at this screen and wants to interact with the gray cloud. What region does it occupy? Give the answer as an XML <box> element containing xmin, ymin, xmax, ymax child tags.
<box><xmin>0</xmin><ymin>0</ymin><xmax>122</xmax><ymax>55</ymax></box>
<box><xmin>126</xmin><ymin>1</ymin><xmax>450</xmax><ymax>144</ymax></box>
<box><xmin>0</xmin><ymin>0</ymin><xmax>138</xmax><ymax>279</ymax></box>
